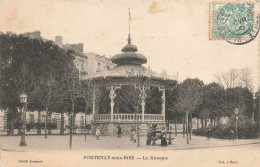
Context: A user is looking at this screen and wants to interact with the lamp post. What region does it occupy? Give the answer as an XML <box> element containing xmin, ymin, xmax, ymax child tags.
<box><xmin>234</xmin><ymin>108</ymin><xmax>239</xmax><ymax>140</ymax></box>
<box><xmin>19</xmin><ymin>92</ymin><xmax>27</xmax><ymax>146</ymax></box>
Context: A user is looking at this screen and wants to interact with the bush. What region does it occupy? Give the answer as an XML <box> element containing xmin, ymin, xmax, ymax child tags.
<box><xmin>47</xmin><ymin>123</ymin><xmax>57</xmax><ymax>129</ymax></box>
<box><xmin>26</xmin><ymin>123</ymin><xmax>35</xmax><ymax>131</ymax></box>
<box><xmin>227</xmin><ymin>115</ymin><xmax>257</xmax><ymax>139</ymax></box>
<box><xmin>193</xmin><ymin>126</ymin><xmax>207</xmax><ymax>136</ymax></box>
<box><xmin>194</xmin><ymin>115</ymin><xmax>257</xmax><ymax>139</ymax></box>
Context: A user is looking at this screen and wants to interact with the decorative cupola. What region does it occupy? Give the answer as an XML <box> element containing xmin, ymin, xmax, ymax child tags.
<box><xmin>111</xmin><ymin>9</ymin><xmax>147</xmax><ymax>66</ymax></box>
<box><xmin>111</xmin><ymin>34</ymin><xmax>147</xmax><ymax>66</ymax></box>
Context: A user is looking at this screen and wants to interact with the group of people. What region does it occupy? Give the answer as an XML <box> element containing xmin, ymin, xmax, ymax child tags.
<box><xmin>146</xmin><ymin>126</ymin><xmax>168</xmax><ymax>146</ymax></box>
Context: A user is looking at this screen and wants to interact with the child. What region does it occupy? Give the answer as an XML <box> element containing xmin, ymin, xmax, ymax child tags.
<box><xmin>133</xmin><ymin>129</ymin><xmax>137</xmax><ymax>143</ymax></box>
<box><xmin>96</xmin><ymin>126</ymin><xmax>101</xmax><ymax>140</ymax></box>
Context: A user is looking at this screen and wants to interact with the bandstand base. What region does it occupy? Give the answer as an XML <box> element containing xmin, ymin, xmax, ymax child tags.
<box><xmin>92</xmin><ymin>122</ymin><xmax>166</xmax><ymax>136</ymax></box>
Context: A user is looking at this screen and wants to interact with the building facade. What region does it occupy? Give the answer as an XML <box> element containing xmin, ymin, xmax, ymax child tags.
<box><xmin>0</xmin><ymin>31</ymin><xmax>116</xmax><ymax>133</ymax></box>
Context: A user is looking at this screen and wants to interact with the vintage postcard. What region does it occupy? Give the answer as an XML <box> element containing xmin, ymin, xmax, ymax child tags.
<box><xmin>0</xmin><ymin>0</ymin><xmax>259</xmax><ymax>167</ymax></box>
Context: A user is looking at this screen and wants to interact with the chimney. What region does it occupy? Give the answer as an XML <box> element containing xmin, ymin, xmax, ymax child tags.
<box><xmin>55</xmin><ymin>36</ymin><xmax>63</xmax><ymax>46</ymax></box>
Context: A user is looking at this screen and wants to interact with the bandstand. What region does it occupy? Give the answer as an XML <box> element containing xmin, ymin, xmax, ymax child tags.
<box><xmin>86</xmin><ymin>34</ymin><xmax>176</xmax><ymax>135</ymax></box>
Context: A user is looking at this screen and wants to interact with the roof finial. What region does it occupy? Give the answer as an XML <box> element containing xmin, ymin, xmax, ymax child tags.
<box><xmin>128</xmin><ymin>34</ymin><xmax>131</xmax><ymax>44</ymax></box>
<box><xmin>128</xmin><ymin>8</ymin><xmax>131</xmax><ymax>44</ymax></box>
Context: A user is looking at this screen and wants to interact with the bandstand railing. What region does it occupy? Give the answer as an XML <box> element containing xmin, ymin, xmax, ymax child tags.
<box><xmin>94</xmin><ymin>113</ymin><xmax>164</xmax><ymax>123</ymax></box>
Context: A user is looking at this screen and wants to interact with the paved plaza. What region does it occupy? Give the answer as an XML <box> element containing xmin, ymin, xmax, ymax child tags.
<box><xmin>1</xmin><ymin>134</ymin><xmax>259</xmax><ymax>152</ymax></box>
<box><xmin>1</xmin><ymin>135</ymin><xmax>259</xmax><ymax>167</ymax></box>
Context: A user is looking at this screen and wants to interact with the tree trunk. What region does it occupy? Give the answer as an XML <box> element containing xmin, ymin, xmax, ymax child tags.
<box><xmin>205</xmin><ymin>119</ymin><xmax>207</xmax><ymax>127</ymax></box>
<box><xmin>69</xmin><ymin>114</ymin><xmax>73</xmax><ymax>150</ymax></box>
<box><xmin>73</xmin><ymin>113</ymin><xmax>76</xmax><ymax>134</ymax></box>
<box><xmin>201</xmin><ymin>119</ymin><xmax>204</xmax><ymax>127</ymax></box>
<box><xmin>136</xmin><ymin>107</ymin><xmax>140</xmax><ymax>147</ymax></box>
<box><xmin>213</xmin><ymin>118</ymin><xmax>216</xmax><ymax>127</ymax></box>
<box><xmin>186</xmin><ymin>112</ymin><xmax>189</xmax><ymax>144</ymax></box>
<box><xmin>44</xmin><ymin>108</ymin><xmax>48</xmax><ymax>138</ymax></box>
<box><xmin>10</xmin><ymin>119</ymin><xmax>15</xmax><ymax>135</ymax></box>
<box><xmin>37</xmin><ymin>111</ymin><xmax>41</xmax><ymax>135</ymax></box>
<box><xmin>183</xmin><ymin>116</ymin><xmax>185</xmax><ymax>138</ymax></box>
<box><xmin>210</xmin><ymin>118</ymin><xmax>213</xmax><ymax>128</ymax></box>
<box><xmin>175</xmin><ymin>115</ymin><xmax>177</xmax><ymax>136</ymax></box>
<box><xmin>48</xmin><ymin>113</ymin><xmax>52</xmax><ymax>134</ymax></box>
<box><xmin>70</xmin><ymin>103</ymin><xmax>74</xmax><ymax>150</ymax></box>
<box><xmin>84</xmin><ymin>114</ymin><xmax>87</xmax><ymax>141</ymax></box>
<box><xmin>44</xmin><ymin>114</ymin><xmax>47</xmax><ymax>138</ymax></box>
<box><xmin>197</xmin><ymin>117</ymin><xmax>199</xmax><ymax>129</ymax></box>
<box><xmin>7</xmin><ymin>107</ymin><xmax>14</xmax><ymax>135</ymax></box>
<box><xmin>189</xmin><ymin>113</ymin><xmax>192</xmax><ymax>141</ymax></box>
<box><xmin>60</xmin><ymin>112</ymin><xmax>65</xmax><ymax>135</ymax></box>
<box><xmin>218</xmin><ymin>117</ymin><xmax>220</xmax><ymax>125</ymax></box>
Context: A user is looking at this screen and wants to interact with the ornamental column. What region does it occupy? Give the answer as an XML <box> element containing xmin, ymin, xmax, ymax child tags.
<box><xmin>140</xmin><ymin>93</ymin><xmax>146</xmax><ymax>122</ymax></box>
<box><xmin>141</xmin><ymin>101</ymin><xmax>145</xmax><ymax>122</ymax></box>
<box><xmin>159</xmin><ymin>87</ymin><xmax>166</xmax><ymax>122</ymax></box>
<box><xmin>110</xmin><ymin>95</ymin><xmax>115</xmax><ymax>122</ymax></box>
<box><xmin>136</xmin><ymin>85</ymin><xmax>149</xmax><ymax>122</ymax></box>
<box><xmin>107</xmin><ymin>84</ymin><xmax>121</xmax><ymax>122</ymax></box>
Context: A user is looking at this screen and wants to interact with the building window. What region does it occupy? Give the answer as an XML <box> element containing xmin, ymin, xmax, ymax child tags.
<box><xmin>51</xmin><ymin>118</ymin><xmax>58</xmax><ymax>129</ymax></box>
<box><xmin>80</xmin><ymin>116</ymin><xmax>84</xmax><ymax>126</ymax></box>
<box><xmin>29</xmin><ymin>114</ymin><xmax>34</xmax><ymax>123</ymax></box>
<box><xmin>81</xmin><ymin>60</ymin><xmax>84</xmax><ymax>71</ymax></box>
<box><xmin>52</xmin><ymin>118</ymin><xmax>57</xmax><ymax>124</ymax></box>
<box><xmin>42</xmin><ymin>115</ymin><xmax>46</xmax><ymax>123</ymax></box>
<box><xmin>97</xmin><ymin>63</ymin><xmax>101</xmax><ymax>72</ymax></box>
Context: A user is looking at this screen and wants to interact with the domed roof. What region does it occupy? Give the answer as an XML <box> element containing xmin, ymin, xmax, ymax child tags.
<box><xmin>111</xmin><ymin>34</ymin><xmax>147</xmax><ymax>65</ymax></box>
<box><xmin>112</xmin><ymin>52</ymin><xmax>147</xmax><ymax>65</ymax></box>
<box><xmin>121</xmin><ymin>44</ymin><xmax>138</xmax><ymax>52</ymax></box>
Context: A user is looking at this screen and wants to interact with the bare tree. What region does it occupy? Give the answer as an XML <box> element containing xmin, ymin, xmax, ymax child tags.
<box><xmin>238</xmin><ymin>67</ymin><xmax>253</xmax><ymax>91</ymax></box>
<box><xmin>63</xmin><ymin>70</ymin><xmax>82</xmax><ymax>150</ymax></box>
<box><xmin>80</xmin><ymin>79</ymin><xmax>102</xmax><ymax>141</ymax></box>
<box><xmin>215</xmin><ymin>68</ymin><xmax>253</xmax><ymax>91</ymax></box>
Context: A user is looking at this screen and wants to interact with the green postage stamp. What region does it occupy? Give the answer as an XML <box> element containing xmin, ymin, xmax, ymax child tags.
<box><xmin>209</xmin><ymin>1</ymin><xmax>259</xmax><ymax>44</ymax></box>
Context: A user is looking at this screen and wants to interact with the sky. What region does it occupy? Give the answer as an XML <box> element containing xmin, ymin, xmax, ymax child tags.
<box><xmin>0</xmin><ymin>0</ymin><xmax>259</xmax><ymax>90</ymax></box>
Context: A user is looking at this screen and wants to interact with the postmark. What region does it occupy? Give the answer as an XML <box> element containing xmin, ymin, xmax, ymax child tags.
<box><xmin>209</xmin><ymin>1</ymin><xmax>259</xmax><ymax>44</ymax></box>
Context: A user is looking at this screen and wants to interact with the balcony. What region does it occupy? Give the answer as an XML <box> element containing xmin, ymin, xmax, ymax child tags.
<box><xmin>93</xmin><ymin>113</ymin><xmax>164</xmax><ymax>123</ymax></box>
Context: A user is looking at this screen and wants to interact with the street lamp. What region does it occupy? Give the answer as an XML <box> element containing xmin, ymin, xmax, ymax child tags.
<box><xmin>234</xmin><ymin>108</ymin><xmax>239</xmax><ymax>140</ymax></box>
<box><xmin>19</xmin><ymin>92</ymin><xmax>27</xmax><ymax>146</ymax></box>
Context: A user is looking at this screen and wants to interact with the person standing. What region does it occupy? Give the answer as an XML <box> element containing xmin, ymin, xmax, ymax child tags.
<box><xmin>118</xmin><ymin>125</ymin><xmax>122</xmax><ymax>138</ymax></box>
<box><xmin>229</xmin><ymin>130</ymin><xmax>235</xmax><ymax>141</ymax></box>
<box><xmin>207</xmin><ymin>128</ymin><xmax>211</xmax><ymax>141</ymax></box>
<box><xmin>96</xmin><ymin>126</ymin><xmax>101</xmax><ymax>140</ymax></box>
<box><xmin>146</xmin><ymin>128</ymin><xmax>152</xmax><ymax>145</ymax></box>
<box><xmin>133</xmin><ymin>129</ymin><xmax>137</xmax><ymax>143</ymax></box>
<box><xmin>130</xmin><ymin>127</ymin><xmax>134</xmax><ymax>141</ymax></box>
<box><xmin>161</xmin><ymin>127</ymin><xmax>168</xmax><ymax>146</ymax></box>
